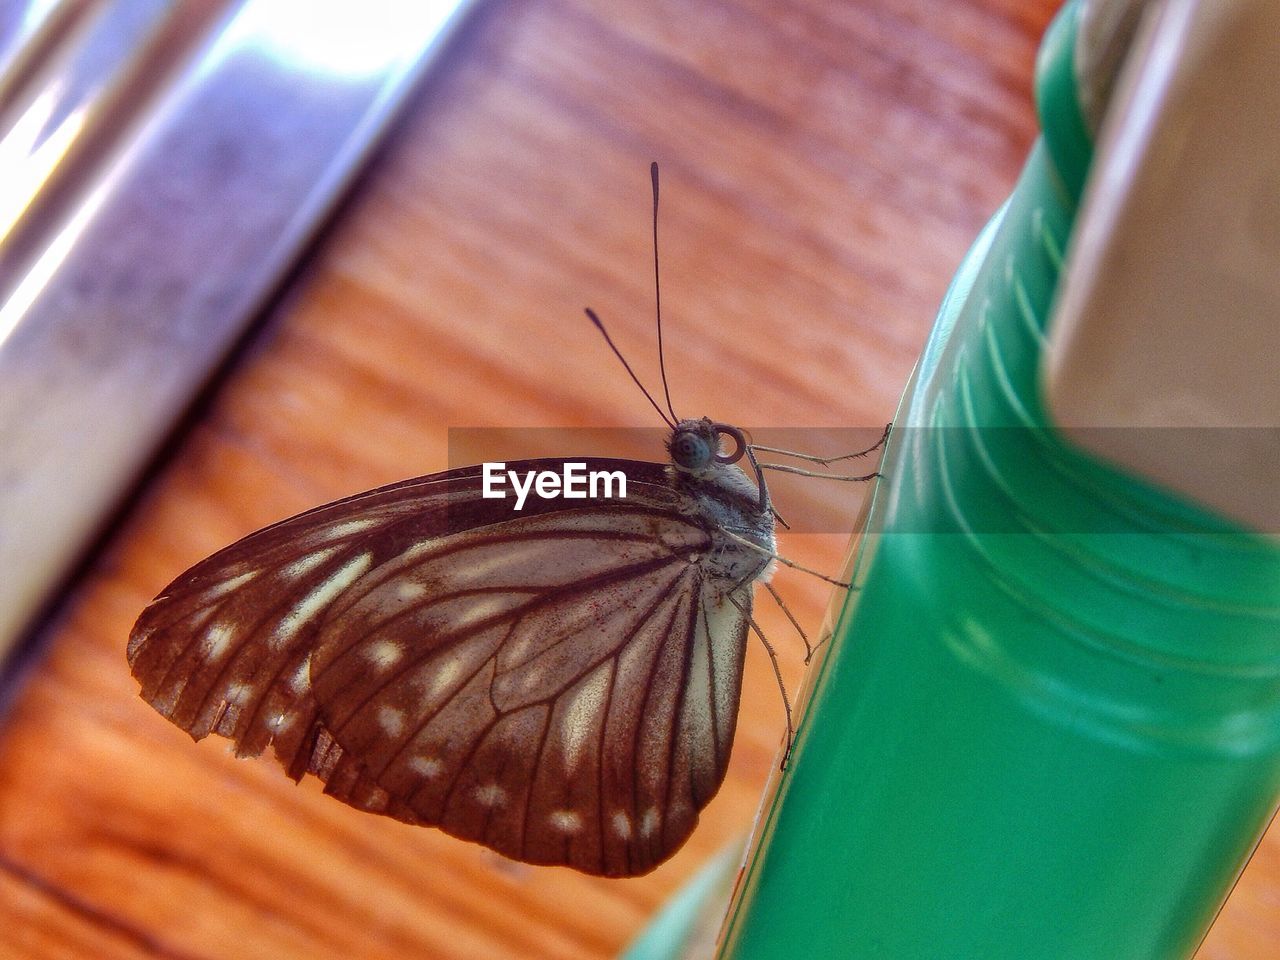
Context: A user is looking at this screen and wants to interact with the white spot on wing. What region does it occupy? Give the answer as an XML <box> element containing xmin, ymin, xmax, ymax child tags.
<box><xmin>289</xmin><ymin>655</ymin><xmax>312</xmax><ymax>693</ymax></box>
<box><xmin>283</xmin><ymin>545</ymin><xmax>339</xmax><ymax>581</ymax></box>
<box><xmin>561</xmin><ymin>662</ymin><xmax>611</xmax><ymax>771</ymax></box>
<box><xmin>324</xmin><ymin>518</ymin><xmax>379</xmax><ymax>540</ymax></box>
<box><xmin>612</xmin><ymin>811</ymin><xmax>632</xmax><ymax>839</ymax></box>
<box><xmin>641</xmin><ymin>807</ymin><xmax>660</xmax><ymax>838</ymax></box>
<box><xmin>201</xmin><ymin>622</ymin><xmax>234</xmax><ymax>660</ymax></box>
<box><xmin>274</xmin><ymin>552</ymin><xmax>373</xmax><ymax>647</ymax></box>
<box><xmin>409</xmin><ymin>756</ymin><xmax>442</xmax><ymax>778</ymax></box>
<box><xmin>474</xmin><ymin>784</ymin><xmax>506</xmax><ymax>807</ymax></box>
<box><xmin>550</xmin><ymin>810</ymin><xmax>582</xmax><ymax>833</ymax></box>
<box><xmin>200</xmin><ymin>570</ymin><xmax>257</xmax><ymax>604</ymax></box>
<box><xmin>226</xmin><ymin>682</ymin><xmax>253</xmax><ymax>705</ymax></box>
<box><xmin>421</xmin><ymin>654</ymin><xmax>463</xmax><ymax>704</ymax></box>
<box><xmin>365</xmin><ymin>639</ymin><xmax>403</xmax><ymax>670</ymax></box>
<box><xmin>397</xmin><ymin>582</ymin><xmax>427</xmax><ymax>601</ymax></box>
<box><xmin>377</xmin><ymin>705</ymin><xmax>405</xmax><ymax>737</ymax></box>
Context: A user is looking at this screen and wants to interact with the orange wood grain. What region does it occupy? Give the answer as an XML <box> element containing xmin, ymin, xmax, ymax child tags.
<box><xmin>0</xmin><ymin>1</ymin><xmax>1274</xmax><ymax>957</ymax></box>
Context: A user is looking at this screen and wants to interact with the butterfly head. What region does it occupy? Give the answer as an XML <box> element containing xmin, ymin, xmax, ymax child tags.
<box><xmin>668</xmin><ymin>418</ymin><xmax>747</xmax><ymax>475</ymax></box>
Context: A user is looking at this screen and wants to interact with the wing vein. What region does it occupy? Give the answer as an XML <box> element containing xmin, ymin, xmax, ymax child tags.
<box><xmin>320</xmin><ymin>554</ymin><xmax>683</xmax><ymax>734</ymax></box>
<box><xmin>520</xmin><ymin>704</ymin><xmax>556</xmax><ymax>862</ymax></box>
<box><xmin>597</xmin><ymin>656</ymin><xmax>619</xmax><ymax>873</ymax></box>
<box><xmin>375</xmin><ymin>614</ymin><xmax>527</xmax><ymax>782</ymax></box>
<box><xmin>155</xmin><ymin>548</ymin><xmax>354</xmax><ymax>731</ymax></box>
<box><xmin>701</xmin><ymin>596</ymin><xmax>721</xmax><ymax>774</ymax></box>
<box><xmin>662</xmin><ymin>571</ymin><xmax>703</xmax><ymax>836</ymax></box>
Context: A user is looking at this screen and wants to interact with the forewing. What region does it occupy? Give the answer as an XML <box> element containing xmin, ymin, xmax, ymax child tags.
<box><xmin>128</xmin><ymin>458</ymin><xmax>751</xmax><ymax>875</ymax></box>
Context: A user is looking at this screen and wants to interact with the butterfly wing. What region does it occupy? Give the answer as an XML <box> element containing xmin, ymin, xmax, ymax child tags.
<box><xmin>128</xmin><ymin>458</ymin><xmax>751</xmax><ymax>876</ymax></box>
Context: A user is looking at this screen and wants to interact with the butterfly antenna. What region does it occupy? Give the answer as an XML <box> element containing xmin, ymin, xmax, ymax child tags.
<box><xmin>585</xmin><ymin>307</ymin><xmax>677</xmax><ymax>429</ymax></box>
<box><xmin>650</xmin><ymin>162</ymin><xmax>680</xmax><ymax>425</ymax></box>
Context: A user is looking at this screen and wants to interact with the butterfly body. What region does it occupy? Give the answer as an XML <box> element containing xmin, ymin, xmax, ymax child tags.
<box><xmin>129</xmin><ymin>418</ymin><xmax>776</xmax><ymax>876</ymax></box>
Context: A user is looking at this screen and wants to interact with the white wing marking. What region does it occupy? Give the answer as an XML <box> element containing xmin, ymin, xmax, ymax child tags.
<box><xmin>282</xmin><ymin>545</ymin><xmax>340</xmax><ymax>581</ymax></box>
<box><xmin>705</xmin><ymin>589</ymin><xmax>746</xmax><ymax>751</ymax></box>
<box><xmin>198</xmin><ymin>569</ymin><xmax>258</xmax><ymax>604</ymax></box>
<box><xmin>273</xmin><ymin>552</ymin><xmax>373</xmax><ymax>647</ymax></box>
<box><xmin>560</xmin><ymin>660</ymin><xmax>612</xmax><ymax>773</ymax></box>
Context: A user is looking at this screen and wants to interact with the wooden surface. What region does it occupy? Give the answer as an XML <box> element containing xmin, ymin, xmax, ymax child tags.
<box><xmin>1</xmin><ymin>0</ymin><xmax>1275</xmax><ymax>957</ymax></box>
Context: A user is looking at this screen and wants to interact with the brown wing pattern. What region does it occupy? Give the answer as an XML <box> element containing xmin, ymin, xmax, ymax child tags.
<box><xmin>128</xmin><ymin>459</ymin><xmax>751</xmax><ymax>876</ymax></box>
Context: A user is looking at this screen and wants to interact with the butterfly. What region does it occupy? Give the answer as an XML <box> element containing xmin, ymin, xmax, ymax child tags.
<box><xmin>127</xmin><ymin>165</ymin><xmax>886</xmax><ymax>877</ymax></box>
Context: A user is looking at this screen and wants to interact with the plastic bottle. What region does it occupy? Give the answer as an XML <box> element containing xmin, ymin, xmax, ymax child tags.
<box><xmin>626</xmin><ymin>2</ymin><xmax>1280</xmax><ymax>957</ymax></box>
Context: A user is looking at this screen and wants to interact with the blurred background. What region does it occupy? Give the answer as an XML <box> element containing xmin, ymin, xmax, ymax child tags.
<box><xmin>0</xmin><ymin>0</ymin><xmax>1274</xmax><ymax>957</ymax></box>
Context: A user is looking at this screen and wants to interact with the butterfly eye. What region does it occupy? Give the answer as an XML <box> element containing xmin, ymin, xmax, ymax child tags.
<box><xmin>670</xmin><ymin>430</ymin><xmax>713</xmax><ymax>469</ymax></box>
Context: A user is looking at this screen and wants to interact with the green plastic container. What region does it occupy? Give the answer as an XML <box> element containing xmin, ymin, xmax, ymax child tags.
<box><xmin>626</xmin><ymin>3</ymin><xmax>1280</xmax><ymax>958</ymax></box>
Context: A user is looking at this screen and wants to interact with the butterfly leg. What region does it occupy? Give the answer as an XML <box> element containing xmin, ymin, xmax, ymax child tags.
<box><xmin>771</xmin><ymin>505</ymin><xmax>791</xmax><ymax>530</ymax></box>
<box><xmin>718</xmin><ymin>527</ymin><xmax>851</xmax><ymax>590</ymax></box>
<box><xmin>757</xmin><ymin>463</ymin><xmax>881</xmax><ymax>482</ymax></box>
<box><xmin>761</xmin><ymin>580</ymin><xmax>814</xmax><ymax>664</ymax></box>
<box><xmin>729</xmin><ymin>595</ymin><xmax>794</xmax><ymax>771</ymax></box>
<box><xmin>749</xmin><ymin>422</ymin><xmax>891</xmax><ymax>466</ymax></box>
